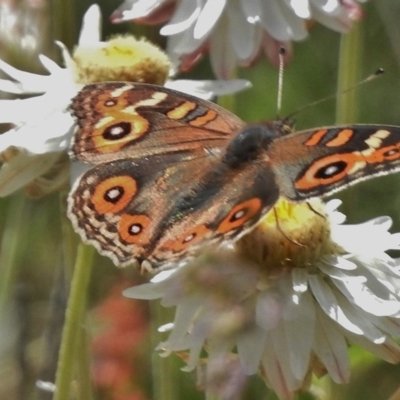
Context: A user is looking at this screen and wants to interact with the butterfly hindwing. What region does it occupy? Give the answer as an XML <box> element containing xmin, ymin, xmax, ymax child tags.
<box><xmin>68</xmin><ymin>141</ymin><xmax>280</xmax><ymax>271</ymax></box>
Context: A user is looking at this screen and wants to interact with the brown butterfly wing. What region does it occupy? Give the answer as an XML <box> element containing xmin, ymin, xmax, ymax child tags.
<box><xmin>70</xmin><ymin>82</ymin><xmax>245</xmax><ymax>164</ymax></box>
<box><xmin>148</xmin><ymin>155</ymin><xmax>280</xmax><ymax>269</ymax></box>
<box><xmin>269</xmin><ymin>125</ymin><xmax>400</xmax><ymax>201</ymax></box>
<box><xmin>67</xmin><ymin>154</ymin><xmax>213</xmax><ymax>268</ymax></box>
<box><xmin>68</xmin><ymin>146</ymin><xmax>280</xmax><ymax>271</ymax></box>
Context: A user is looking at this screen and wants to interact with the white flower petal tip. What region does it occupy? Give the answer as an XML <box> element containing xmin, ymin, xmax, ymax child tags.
<box><xmin>166</xmin><ymin>79</ymin><xmax>251</xmax><ymax>99</ymax></box>
<box><xmin>38</xmin><ymin>55</ymin><xmax>61</xmax><ymax>74</ymax></box>
<box><xmin>36</xmin><ymin>380</ymin><xmax>56</xmax><ymax>393</ymax></box>
<box><xmin>78</xmin><ymin>4</ymin><xmax>102</xmax><ymax>46</ymax></box>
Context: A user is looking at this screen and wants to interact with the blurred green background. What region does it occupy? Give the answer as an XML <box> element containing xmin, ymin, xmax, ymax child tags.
<box><xmin>0</xmin><ymin>1</ymin><xmax>400</xmax><ymax>399</ymax></box>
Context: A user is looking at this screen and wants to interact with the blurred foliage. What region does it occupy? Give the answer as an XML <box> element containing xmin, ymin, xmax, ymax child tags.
<box><xmin>0</xmin><ymin>1</ymin><xmax>400</xmax><ymax>400</ymax></box>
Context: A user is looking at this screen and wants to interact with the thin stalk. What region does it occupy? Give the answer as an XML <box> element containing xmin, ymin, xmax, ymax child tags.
<box><xmin>53</xmin><ymin>243</ymin><xmax>95</xmax><ymax>400</ymax></box>
<box><xmin>336</xmin><ymin>23</ymin><xmax>362</xmax><ymax>124</ymax></box>
<box><xmin>334</xmin><ymin>23</ymin><xmax>363</xmax><ymax>218</ymax></box>
<box><xmin>76</xmin><ymin>319</ymin><xmax>94</xmax><ymax>400</ymax></box>
<box><xmin>0</xmin><ymin>194</ymin><xmax>29</xmax><ymax>317</ymax></box>
<box><xmin>150</xmin><ymin>301</ymin><xmax>177</xmax><ymax>400</ymax></box>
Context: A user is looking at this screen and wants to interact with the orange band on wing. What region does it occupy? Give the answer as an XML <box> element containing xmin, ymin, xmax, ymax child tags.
<box><xmin>325</xmin><ymin>129</ymin><xmax>354</xmax><ymax>147</ymax></box>
<box><xmin>365</xmin><ymin>144</ymin><xmax>400</xmax><ymax>163</ymax></box>
<box><xmin>189</xmin><ymin>110</ymin><xmax>217</xmax><ymax>127</ymax></box>
<box><xmin>304</xmin><ymin>129</ymin><xmax>328</xmax><ymax>146</ymax></box>
<box><xmin>167</xmin><ymin>101</ymin><xmax>197</xmax><ymax>120</ymax></box>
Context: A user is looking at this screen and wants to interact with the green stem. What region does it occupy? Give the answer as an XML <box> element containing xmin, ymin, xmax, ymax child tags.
<box><xmin>150</xmin><ymin>301</ymin><xmax>177</xmax><ymax>400</ymax></box>
<box><xmin>54</xmin><ymin>243</ymin><xmax>95</xmax><ymax>400</ymax></box>
<box><xmin>0</xmin><ymin>194</ymin><xmax>29</xmax><ymax>318</ymax></box>
<box><xmin>336</xmin><ymin>23</ymin><xmax>363</xmax><ymax>124</ymax></box>
<box><xmin>334</xmin><ymin>23</ymin><xmax>363</xmax><ymax>218</ymax></box>
<box><xmin>76</xmin><ymin>320</ymin><xmax>94</xmax><ymax>400</ymax></box>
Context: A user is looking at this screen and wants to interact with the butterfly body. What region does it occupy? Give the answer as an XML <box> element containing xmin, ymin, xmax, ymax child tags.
<box><xmin>68</xmin><ymin>82</ymin><xmax>400</xmax><ymax>272</ymax></box>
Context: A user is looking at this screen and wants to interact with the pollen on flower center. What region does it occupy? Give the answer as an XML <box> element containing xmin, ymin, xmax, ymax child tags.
<box><xmin>72</xmin><ymin>35</ymin><xmax>171</xmax><ymax>85</ymax></box>
<box><xmin>236</xmin><ymin>198</ymin><xmax>342</xmax><ymax>275</ymax></box>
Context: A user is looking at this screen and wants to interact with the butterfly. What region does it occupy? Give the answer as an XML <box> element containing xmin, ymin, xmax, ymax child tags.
<box><xmin>67</xmin><ymin>81</ymin><xmax>400</xmax><ymax>272</ymax></box>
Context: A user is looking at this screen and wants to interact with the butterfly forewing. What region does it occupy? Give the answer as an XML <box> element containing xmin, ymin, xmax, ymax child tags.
<box><xmin>70</xmin><ymin>82</ymin><xmax>245</xmax><ymax>165</ymax></box>
<box><xmin>269</xmin><ymin>125</ymin><xmax>400</xmax><ymax>201</ymax></box>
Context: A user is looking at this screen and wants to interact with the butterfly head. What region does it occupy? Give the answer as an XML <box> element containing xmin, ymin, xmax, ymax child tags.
<box><xmin>269</xmin><ymin>117</ymin><xmax>296</xmax><ymax>137</ymax></box>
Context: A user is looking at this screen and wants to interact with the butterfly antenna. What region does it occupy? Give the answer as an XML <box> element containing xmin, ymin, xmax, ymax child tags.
<box><xmin>286</xmin><ymin>68</ymin><xmax>385</xmax><ymax>119</ymax></box>
<box><xmin>276</xmin><ymin>46</ymin><xmax>286</xmax><ymax>116</ymax></box>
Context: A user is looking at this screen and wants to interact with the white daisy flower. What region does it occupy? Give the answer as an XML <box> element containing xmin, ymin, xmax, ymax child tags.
<box><xmin>124</xmin><ymin>198</ymin><xmax>400</xmax><ymax>400</ymax></box>
<box><xmin>111</xmin><ymin>0</ymin><xmax>366</xmax><ymax>78</ymax></box>
<box><xmin>0</xmin><ymin>4</ymin><xmax>250</xmax><ymax>197</ymax></box>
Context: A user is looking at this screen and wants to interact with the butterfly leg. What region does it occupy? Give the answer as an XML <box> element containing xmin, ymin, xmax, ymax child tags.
<box><xmin>306</xmin><ymin>201</ymin><xmax>326</xmax><ymax>219</ymax></box>
<box><xmin>273</xmin><ymin>207</ymin><xmax>305</xmax><ymax>247</ymax></box>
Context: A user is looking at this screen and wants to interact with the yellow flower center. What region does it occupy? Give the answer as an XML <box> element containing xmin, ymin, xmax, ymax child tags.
<box><xmin>73</xmin><ymin>35</ymin><xmax>171</xmax><ymax>85</ymax></box>
<box><xmin>236</xmin><ymin>198</ymin><xmax>342</xmax><ymax>277</ymax></box>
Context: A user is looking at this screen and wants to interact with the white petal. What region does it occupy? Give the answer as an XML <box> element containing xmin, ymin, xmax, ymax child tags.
<box><xmin>313</xmin><ymin>0</ymin><xmax>341</xmax><ymax>14</ymax></box>
<box><xmin>123</xmin><ymin>281</ymin><xmax>166</xmax><ymax>299</ymax></box>
<box><xmin>277</xmin><ymin>0</ymin><xmax>308</xmax><ymax>38</ymax></box>
<box><xmin>284</xmin><ymin>291</ymin><xmax>315</xmax><ymax>380</ymax></box>
<box><xmin>38</xmin><ymin>54</ymin><xmax>63</xmax><ymax>75</ymax></box>
<box><xmin>78</xmin><ymin>4</ymin><xmax>102</xmax><ymax>45</ymax></box>
<box><xmin>262</xmin><ymin>340</ymin><xmax>296</xmax><ymax>400</ymax></box>
<box><xmin>313</xmin><ymin>308</ymin><xmax>350</xmax><ymax>383</ymax></box>
<box><xmin>239</xmin><ymin>0</ymin><xmax>262</xmax><ymax>23</ymax></box>
<box><xmin>318</xmin><ymin>262</ymin><xmax>365</xmax><ymax>281</ymax></box>
<box><xmin>311</xmin><ymin>4</ymin><xmax>351</xmax><ymax>32</ymax></box>
<box><xmin>181</xmin><ymin>338</ymin><xmax>204</xmax><ymax>371</ymax></box>
<box><xmin>335</xmin><ymin>294</ymin><xmax>386</xmax><ymax>343</ymax></box>
<box><xmin>151</xmin><ymin>268</ymin><xmax>177</xmax><ymax>282</ymax></box>
<box><xmin>258</xmin><ymin>0</ymin><xmax>307</xmax><ymax>41</ymax></box>
<box><xmin>0</xmin><ymin>59</ymin><xmax>50</xmax><ymax>94</ymax></box>
<box><xmin>165</xmin><ymin>79</ymin><xmax>251</xmax><ymax>100</ymax></box>
<box><xmin>0</xmin><ymin>111</ymin><xmax>74</xmax><ymax>154</ymax></box>
<box><xmin>209</xmin><ymin>15</ymin><xmax>237</xmax><ymax>79</ymax></box>
<box><xmin>291</xmin><ymin>268</ymin><xmax>308</xmax><ymax>293</ymax></box>
<box><xmin>373</xmin><ymin>317</ymin><xmax>400</xmax><ymax>338</ymax></box>
<box><xmin>168</xmin><ymin>24</ymin><xmax>202</xmax><ymax>54</ymax></box>
<box><xmin>285</xmin><ymin>0</ymin><xmax>311</xmax><ymax>19</ymax></box>
<box><xmin>116</xmin><ymin>0</ymin><xmax>168</xmax><ymax>21</ymax></box>
<box><xmin>323</xmin><ymin>255</ymin><xmax>357</xmax><ymax>270</ymax></box>
<box><xmin>332</xmin><ymin>217</ymin><xmax>397</xmax><ymax>255</ymax></box>
<box><xmin>256</xmin><ymin>290</ymin><xmax>283</xmax><ymax>330</ymax></box>
<box><xmin>325</xmin><ymin>198</ymin><xmax>342</xmax><ymax>213</ymax></box>
<box><xmin>0</xmin><ymin>79</ymin><xmax>26</xmax><ymax>94</ymax></box>
<box><xmin>345</xmin><ymin>331</ymin><xmax>400</xmax><ymax>363</ymax></box>
<box><xmin>194</xmin><ymin>0</ymin><xmax>227</xmax><ymax>40</ymax></box>
<box><xmin>332</xmin><ymin>273</ymin><xmax>400</xmax><ymax>317</ymax></box>
<box><xmin>0</xmin><ymin>98</ymin><xmax>41</xmax><ymax>124</ymax></box>
<box><xmin>227</xmin><ymin>0</ymin><xmax>258</xmax><ymax>61</ymax></box>
<box><xmin>166</xmin><ymin>300</ymin><xmax>202</xmax><ymax>344</ymax></box>
<box><xmin>160</xmin><ymin>0</ymin><xmax>201</xmax><ymax>35</ymax></box>
<box><xmin>55</xmin><ymin>41</ymin><xmax>77</xmax><ymax>74</ymax></box>
<box><xmin>236</xmin><ymin>325</ymin><xmax>266</xmax><ymax>374</ymax></box>
<box><xmin>308</xmin><ymin>275</ymin><xmax>363</xmax><ymax>334</ymax></box>
<box><xmin>271</xmin><ymin>325</ymin><xmax>302</xmax><ymax>391</ymax></box>
<box><xmin>0</xmin><ymin>152</ymin><xmax>62</xmax><ymax>197</ymax></box>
